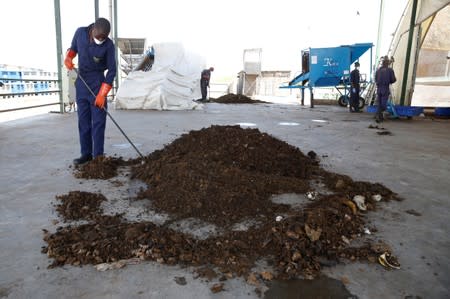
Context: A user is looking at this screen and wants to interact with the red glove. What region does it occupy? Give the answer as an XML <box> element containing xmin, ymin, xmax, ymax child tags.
<box><xmin>95</xmin><ymin>83</ymin><xmax>112</xmax><ymax>109</ymax></box>
<box><xmin>64</xmin><ymin>49</ymin><xmax>76</xmax><ymax>70</ymax></box>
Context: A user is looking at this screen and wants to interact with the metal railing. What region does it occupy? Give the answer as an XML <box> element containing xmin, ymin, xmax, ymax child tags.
<box><xmin>0</xmin><ymin>77</ymin><xmax>62</xmax><ymax>113</ymax></box>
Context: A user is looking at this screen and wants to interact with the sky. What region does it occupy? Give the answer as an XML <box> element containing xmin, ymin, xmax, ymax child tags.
<box><xmin>0</xmin><ymin>0</ymin><xmax>408</xmax><ymax>80</ymax></box>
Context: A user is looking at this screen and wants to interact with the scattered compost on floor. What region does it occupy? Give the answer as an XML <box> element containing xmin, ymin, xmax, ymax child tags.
<box><xmin>43</xmin><ymin>125</ymin><xmax>401</xmax><ymax>293</ymax></box>
<box><xmin>54</xmin><ymin>191</ymin><xmax>107</xmax><ymax>222</ymax></box>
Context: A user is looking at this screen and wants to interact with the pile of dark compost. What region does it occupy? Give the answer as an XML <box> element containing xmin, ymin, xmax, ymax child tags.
<box><xmin>212</xmin><ymin>93</ymin><xmax>268</xmax><ymax>104</ymax></box>
<box><xmin>133</xmin><ymin>125</ymin><xmax>314</xmax><ymax>226</ymax></box>
<box><xmin>44</xmin><ymin>125</ymin><xmax>400</xmax><ymax>283</ymax></box>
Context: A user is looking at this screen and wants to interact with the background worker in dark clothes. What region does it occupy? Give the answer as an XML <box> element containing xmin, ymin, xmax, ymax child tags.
<box><xmin>350</xmin><ymin>62</ymin><xmax>361</xmax><ymax>112</ymax></box>
<box><xmin>375</xmin><ymin>56</ymin><xmax>396</xmax><ymax>123</ymax></box>
<box><xmin>200</xmin><ymin>67</ymin><xmax>214</xmax><ymax>102</ymax></box>
<box><xmin>64</xmin><ymin>17</ymin><xmax>117</xmax><ymax>165</ymax></box>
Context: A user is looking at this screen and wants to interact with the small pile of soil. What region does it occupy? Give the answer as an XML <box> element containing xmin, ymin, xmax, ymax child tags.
<box><xmin>43</xmin><ymin>125</ymin><xmax>401</xmax><ymax>283</ymax></box>
<box><xmin>74</xmin><ymin>156</ymin><xmax>125</xmax><ymax>179</ymax></box>
<box><xmin>212</xmin><ymin>93</ymin><xmax>268</xmax><ymax>104</ymax></box>
<box><xmin>319</xmin><ymin>171</ymin><xmax>398</xmax><ymax>203</ymax></box>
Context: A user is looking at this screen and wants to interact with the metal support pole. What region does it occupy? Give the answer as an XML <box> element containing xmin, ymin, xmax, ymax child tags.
<box><xmin>95</xmin><ymin>0</ymin><xmax>99</xmax><ymax>20</ymax></box>
<box><xmin>409</xmin><ymin>25</ymin><xmax>422</xmax><ymax>106</ymax></box>
<box><xmin>375</xmin><ymin>0</ymin><xmax>384</xmax><ymax>68</ymax></box>
<box><xmin>53</xmin><ymin>0</ymin><xmax>64</xmax><ymax>114</ymax></box>
<box><xmin>301</xmin><ymin>88</ymin><xmax>304</xmax><ymax>106</ymax></box>
<box><xmin>242</xmin><ymin>73</ymin><xmax>246</xmax><ymax>96</ymax></box>
<box><xmin>400</xmin><ymin>0</ymin><xmax>418</xmax><ymax>106</ymax></box>
<box><xmin>370</xmin><ymin>46</ymin><xmax>373</xmax><ymax>82</ymax></box>
<box><xmin>113</xmin><ymin>0</ymin><xmax>120</xmax><ymax>93</ymax></box>
<box><xmin>310</xmin><ymin>87</ymin><xmax>314</xmax><ymax>108</ymax></box>
<box><xmin>109</xmin><ymin>0</ymin><xmax>112</xmax><ymax>22</ymax></box>
<box><xmin>446</xmin><ymin>51</ymin><xmax>450</xmax><ymax>77</ymax></box>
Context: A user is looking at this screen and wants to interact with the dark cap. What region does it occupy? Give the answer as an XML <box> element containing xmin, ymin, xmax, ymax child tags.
<box><xmin>354</xmin><ymin>62</ymin><xmax>360</xmax><ymax>67</ymax></box>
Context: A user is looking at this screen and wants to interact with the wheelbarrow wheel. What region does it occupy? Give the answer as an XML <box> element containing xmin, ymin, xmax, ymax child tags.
<box><xmin>64</xmin><ymin>102</ymin><xmax>76</xmax><ymax>113</ymax></box>
<box><xmin>64</xmin><ymin>103</ymin><xmax>72</xmax><ymax>113</ymax></box>
<box><xmin>358</xmin><ymin>97</ymin><xmax>365</xmax><ymax>109</ymax></box>
<box><xmin>338</xmin><ymin>95</ymin><xmax>349</xmax><ymax>107</ymax></box>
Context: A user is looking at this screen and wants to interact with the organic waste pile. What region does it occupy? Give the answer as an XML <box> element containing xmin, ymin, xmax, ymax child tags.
<box><xmin>43</xmin><ymin>125</ymin><xmax>401</xmax><ymax>287</ymax></box>
<box><xmin>212</xmin><ymin>93</ymin><xmax>268</xmax><ymax>104</ymax></box>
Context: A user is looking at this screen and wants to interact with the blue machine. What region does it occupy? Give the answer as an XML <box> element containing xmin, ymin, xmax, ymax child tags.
<box><xmin>281</xmin><ymin>43</ymin><xmax>373</xmax><ymax>107</ymax></box>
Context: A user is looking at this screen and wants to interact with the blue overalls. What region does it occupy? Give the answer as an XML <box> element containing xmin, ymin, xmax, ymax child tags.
<box><xmin>375</xmin><ymin>67</ymin><xmax>396</xmax><ymax>117</ymax></box>
<box><xmin>69</xmin><ymin>24</ymin><xmax>116</xmax><ymax>157</ymax></box>
<box><xmin>350</xmin><ymin>68</ymin><xmax>360</xmax><ymax>112</ymax></box>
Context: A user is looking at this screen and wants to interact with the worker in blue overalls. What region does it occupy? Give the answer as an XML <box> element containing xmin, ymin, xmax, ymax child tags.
<box><xmin>199</xmin><ymin>67</ymin><xmax>214</xmax><ymax>102</ymax></box>
<box><xmin>375</xmin><ymin>56</ymin><xmax>396</xmax><ymax>123</ymax></box>
<box><xmin>64</xmin><ymin>18</ymin><xmax>117</xmax><ymax>165</ymax></box>
<box><xmin>349</xmin><ymin>62</ymin><xmax>361</xmax><ymax>112</ymax></box>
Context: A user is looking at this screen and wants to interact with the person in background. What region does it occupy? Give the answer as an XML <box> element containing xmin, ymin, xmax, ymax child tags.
<box><xmin>349</xmin><ymin>61</ymin><xmax>361</xmax><ymax>112</ymax></box>
<box><xmin>200</xmin><ymin>67</ymin><xmax>214</xmax><ymax>102</ymax></box>
<box><xmin>64</xmin><ymin>17</ymin><xmax>117</xmax><ymax>165</ymax></box>
<box><xmin>375</xmin><ymin>56</ymin><xmax>396</xmax><ymax>123</ymax></box>
<box><xmin>135</xmin><ymin>47</ymin><xmax>154</xmax><ymax>72</ymax></box>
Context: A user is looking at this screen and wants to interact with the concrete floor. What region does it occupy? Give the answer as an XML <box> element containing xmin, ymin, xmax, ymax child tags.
<box><xmin>0</xmin><ymin>102</ymin><xmax>449</xmax><ymax>299</ymax></box>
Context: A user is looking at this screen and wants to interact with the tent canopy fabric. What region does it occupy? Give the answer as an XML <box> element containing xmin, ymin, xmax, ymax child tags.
<box><xmin>388</xmin><ymin>1</ymin><xmax>450</xmax><ymax>106</ymax></box>
<box><xmin>115</xmin><ymin>43</ymin><xmax>205</xmax><ymax>110</ymax></box>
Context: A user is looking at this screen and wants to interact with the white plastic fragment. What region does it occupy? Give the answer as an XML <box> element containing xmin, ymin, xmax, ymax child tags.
<box><xmin>306</xmin><ymin>191</ymin><xmax>317</xmax><ymax>200</ymax></box>
<box><xmin>95</xmin><ymin>260</ymin><xmax>126</xmax><ymax>271</ymax></box>
<box><xmin>352</xmin><ymin>195</ymin><xmax>367</xmax><ymax>211</ymax></box>
<box><xmin>341</xmin><ymin>235</ymin><xmax>350</xmax><ymax>245</ymax></box>
<box><xmin>372</xmin><ymin>194</ymin><xmax>382</xmax><ymax>202</ymax></box>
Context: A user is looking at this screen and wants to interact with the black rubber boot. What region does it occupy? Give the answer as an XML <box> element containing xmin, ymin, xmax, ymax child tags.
<box><xmin>375</xmin><ymin>113</ymin><xmax>384</xmax><ymax>123</ymax></box>
<box><xmin>73</xmin><ymin>154</ymin><xmax>92</xmax><ymax>166</ymax></box>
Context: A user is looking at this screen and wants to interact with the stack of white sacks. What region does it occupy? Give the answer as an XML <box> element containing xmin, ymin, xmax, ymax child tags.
<box><xmin>115</xmin><ymin>42</ymin><xmax>205</xmax><ymax>110</ymax></box>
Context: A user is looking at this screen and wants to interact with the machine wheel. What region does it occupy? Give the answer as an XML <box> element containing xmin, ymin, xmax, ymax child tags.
<box><xmin>358</xmin><ymin>97</ymin><xmax>365</xmax><ymax>109</ymax></box>
<box><xmin>64</xmin><ymin>103</ymin><xmax>71</xmax><ymax>113</ymax></box>
<box><xmin>338</xmin><ymin>95</ymin><xmax>349</xmax><ymax>107</ymax></box>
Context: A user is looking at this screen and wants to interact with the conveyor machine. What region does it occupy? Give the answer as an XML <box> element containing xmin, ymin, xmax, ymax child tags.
<box><xmin>281</xmin><ymin>43</ymin><xmax>373</xmax><ymax>108</ymax></box>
